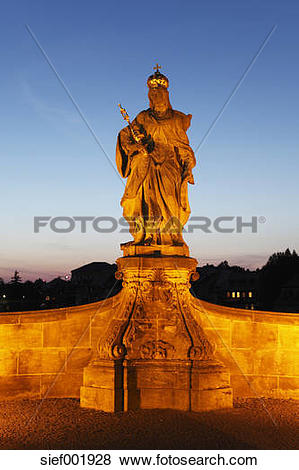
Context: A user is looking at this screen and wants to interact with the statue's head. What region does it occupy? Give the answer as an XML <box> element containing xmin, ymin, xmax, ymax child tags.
<box><xmin>147</xmin><ymin>69</ymin><xmax>171</xmax><ymax>117</ymax></box>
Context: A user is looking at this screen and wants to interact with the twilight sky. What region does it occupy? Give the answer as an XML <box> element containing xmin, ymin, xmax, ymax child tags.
<box><xmin>0</xmin><ymin>0</ymin><xmax>298</xmax><ymax>281</ymax></box>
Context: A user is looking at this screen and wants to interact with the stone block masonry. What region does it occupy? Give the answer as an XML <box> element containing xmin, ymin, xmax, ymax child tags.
<box><xmin>0</xmin><ymin>293</ymin><xmax>298</xmax><ymax>401</ymax></box>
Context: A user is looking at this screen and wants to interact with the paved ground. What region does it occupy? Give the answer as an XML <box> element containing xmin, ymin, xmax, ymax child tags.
<box><xmin>0</xmin><ymin>398</ymin><xmax>298</xmax><ymax>449</ymax></box>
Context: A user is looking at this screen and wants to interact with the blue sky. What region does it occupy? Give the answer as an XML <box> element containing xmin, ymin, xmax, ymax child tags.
<box><xmin>0</xmin><ymin>0</ymin><xmax>298</xmax><ymax>280</ymax></box>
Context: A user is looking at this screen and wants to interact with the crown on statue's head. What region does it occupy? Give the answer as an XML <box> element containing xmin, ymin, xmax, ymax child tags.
<box><xmin>147</xmin><ymin>64</ymin><xmax>169</xmax><ymax>89</ymax></box>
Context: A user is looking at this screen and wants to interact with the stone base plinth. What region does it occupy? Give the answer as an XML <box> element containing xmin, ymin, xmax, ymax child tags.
<box><xmin>80</xmin><ymin>358</ymin><xmax>232</xmax><ymax>412</ymax></box>
<box><xmin>124</xmin><ymin>359</ymin><xmax>191</xmax><ymax>411</ymax></box>
<box><xmin>80</xmin><ymin>253</ymin><xmax>233</xmax><ymax>413</ymax></box>
<box><xmin>124</xmin><ymin>359</ymin><xmax>232</xmax><ymax>412</ymax></box>
<box><xmin>80</xmin><ymin>360</ymin><xmax>123</xmax><ymax>412</ymax></box>
<box><xmin>191</xmin><ymin>360</ymin><xmax>233</xmax><ymax>411</ymax></box>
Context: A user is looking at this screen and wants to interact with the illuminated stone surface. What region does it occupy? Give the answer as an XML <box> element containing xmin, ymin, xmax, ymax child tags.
<box><xmin>0</xmin><ymin>300</ymin><xmax>298</xmax><ymax>401</ymax></box>
<box><xmin>80</xmin><ymin>255</ymin><xmax>233</xmax><ymax>412</ymax></box>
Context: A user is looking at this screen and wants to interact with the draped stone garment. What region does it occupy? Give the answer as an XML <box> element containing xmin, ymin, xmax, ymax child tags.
<box><xmin>116</xmin><ymin>108</ymin><xmax>196</xmax><ymax>245</ymax></box>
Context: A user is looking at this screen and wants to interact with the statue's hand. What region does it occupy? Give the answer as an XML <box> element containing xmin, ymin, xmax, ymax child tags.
<box><xmin>131</xmin><ymin>124</ymin><xmax>145</xmax><ymax>143</ymax></box>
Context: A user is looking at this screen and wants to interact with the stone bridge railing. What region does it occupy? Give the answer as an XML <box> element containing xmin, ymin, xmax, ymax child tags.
<box><xmin>191</xmin><ymin>298</ymin><xmax>299</xmax><ymax>400</ymax></box>
<box><xmin>0</xmin><ymin>293</ymin><xmax>298</xmax><ymax>401</ymax></box>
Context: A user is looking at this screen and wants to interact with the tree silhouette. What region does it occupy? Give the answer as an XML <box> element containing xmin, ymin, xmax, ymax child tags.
<box><xmin>10</xmin><ymin>270</ymin><xmax>22</xmax><ymax>285</ymax></box>
<box><xmin>258</xmin><ymin>249</ymin><xmax>299</xmax><ymax>310</ymax></box>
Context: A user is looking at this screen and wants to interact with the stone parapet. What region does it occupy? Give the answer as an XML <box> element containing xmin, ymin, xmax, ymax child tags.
<box><xmin>0</xmin><ymin>279</ymin><xmax>298</xmax><ymax>403</ymax></box>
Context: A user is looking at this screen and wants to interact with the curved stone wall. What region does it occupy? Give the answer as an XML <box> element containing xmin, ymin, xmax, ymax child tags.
<box><xmin>0</xmin><ymin>293</ymin><xmax>298</xmax><ymax>401</ymax></box>
<box><xmin>191</xmin><ymin>298</ymin><xmax>299</xmax><ymax>399</ymax></box>
<box><xmin>0</xmin><ymin>296</ymin><xmax>118</xmax><ymax>400</ymax></box>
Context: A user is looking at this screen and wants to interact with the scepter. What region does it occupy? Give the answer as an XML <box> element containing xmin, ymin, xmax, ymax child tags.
<box><xmin>118</xmin><ymin>104</ymin><xmax>143</xmax><ymax>143</ymax></box>
<box><xmin>118</xmin><ymin>104</ymin><xmax>155</xmax><ymax>153</ymax></box>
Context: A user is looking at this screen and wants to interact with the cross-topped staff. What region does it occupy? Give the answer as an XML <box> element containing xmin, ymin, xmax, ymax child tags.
<box><xmin>154</xmin><ymin>63</ymin><xmax>161</xmax><ymax>72</ymax></box>
<box><xmin>118</xmin><ymin>103</ymin><xmax>155</xmax><ymax>152</ymax></box>
<box><xmin>118</xmin><ymin>104</ymin><xmax>142</xmax><ymax>143</ymax></box>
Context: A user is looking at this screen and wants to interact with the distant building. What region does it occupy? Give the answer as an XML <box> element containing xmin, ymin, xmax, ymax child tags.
<box><xmin>41</xmin><ymin>277</ymin><xmax>74</xmax><ymax>309</ymax></box>
<box><xmin>191</xmin><ymin>263</ymin><xmax>257</xmax><ymax>309</ymax></box>
<box><xmin>71</xmin><ymin>262</ymin><xmax>121</xmax><ymax>305</ymax></box>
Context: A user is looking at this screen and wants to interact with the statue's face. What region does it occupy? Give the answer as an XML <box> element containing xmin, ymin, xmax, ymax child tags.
<box><xmin>148</xmin><ymin>87</ymin><xmax>170</xmax><ymax>115</ymax></box>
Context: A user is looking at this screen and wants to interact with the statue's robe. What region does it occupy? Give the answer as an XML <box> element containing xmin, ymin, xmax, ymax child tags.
<box><xmin>116</xmin><ymin>108</ymin><xmax>196</xmax><ymax>245</ymax></box>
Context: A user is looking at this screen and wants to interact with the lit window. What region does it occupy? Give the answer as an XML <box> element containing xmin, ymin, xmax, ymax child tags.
<box><xmin>248</xmin><ymin>291</ymin><xmax>253</xmax><ymax>298</ymax></box>
<box><xmin>227</xmin><ymin>291</ymin><xmax>231</xmax><ymax>298</ymax></box>
<box><xmin>237</xmin><ymin>292</ymin><xmax>240</xmax><ymax>298</ymax></box>
<box><xmin>242</xmin><ymin>292</ymin><xmax>246</xmax><ymax>298</ymax></box>
<box><xmin>232</xmin><ymin>292</ymin><xmax>235</xmax><ymax>298</ymax></box>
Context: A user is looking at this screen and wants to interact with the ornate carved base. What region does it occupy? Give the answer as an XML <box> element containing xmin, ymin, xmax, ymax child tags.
<box><xmin>80</xmin><ymin>255</ymin><xmax>233</xmax><ymax>412</ymax></box>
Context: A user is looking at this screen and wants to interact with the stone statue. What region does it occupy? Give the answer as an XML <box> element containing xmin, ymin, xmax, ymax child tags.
<box><xmin>81</xmin><ymin>67</ymin><xmax>232</xmax><ymax>413</ymax></box>
<box><xmin>116</xmin><ymin>65</ymin><xmax>196</xmax><ymax>250</ymax></box>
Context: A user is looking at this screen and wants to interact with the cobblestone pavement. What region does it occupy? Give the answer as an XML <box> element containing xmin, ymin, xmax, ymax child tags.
<box><xmin>0</xmin><ymin>398</ymin><xmax>298</xmax><ymax>449</ymax></box>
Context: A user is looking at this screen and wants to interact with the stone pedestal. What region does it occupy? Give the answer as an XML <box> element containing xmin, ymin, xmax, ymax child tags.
<box><xmin>80</xmin><ymin>360</ymin><xmax>123</xmax><ymax>412</ymax></box>
<box><xmin>123</xmin><ymin>359</ymin><xmax>231</xmax><ymax>412</ymax></box>
<box><xmin>80</xmin><ymin>253</ymin><xmax>233</xmax><ymax>412</ymax></box>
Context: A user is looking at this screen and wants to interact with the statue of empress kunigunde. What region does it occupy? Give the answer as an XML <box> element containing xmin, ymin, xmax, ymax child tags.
<box><xmin>116</xmin><ymin>65</ymin><xmax>196</xmax><ymax>250</ymax></box>
<box><xmin>80</xmin><ymin>67</ymin><xmax>233</xmax><ymax>413</ymax></box>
